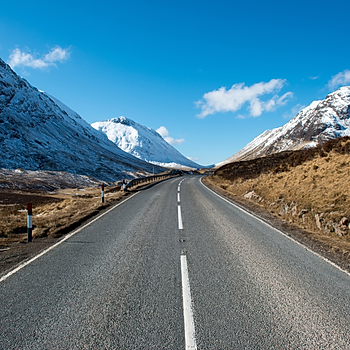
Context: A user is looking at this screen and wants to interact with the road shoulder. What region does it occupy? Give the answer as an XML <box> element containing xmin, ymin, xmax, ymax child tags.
<box><xmin>201</xmin><ymin>176</ymin><xmax>350</xmax><ymax>273</ymax></box>
<box><xmin>0</xmin><ymin>192</ymin><xmax>134</xmax><ymax>278</ymax></box>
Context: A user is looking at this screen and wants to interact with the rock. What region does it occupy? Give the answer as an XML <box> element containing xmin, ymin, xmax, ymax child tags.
<box><xmin>332</xmin><ymin>223</ymin><xmax>344</xmax><ymax>237</ymax></box>
<box><xmin>302</xmin><ymin>214</ymin><xmax>308</xmax><ymax>225</ymax></box>
<box><xmin>298</xmin><ymin>209</ymin><xmax>308</xmax><ymax>218</ymax></box>
<box><xmin>315</xmin><ymin>214</ymin><xmax>322</xmax><ymax>230</ymax></box>
<box><xmin>340</xmin><ymin>217</ymin><xmax>349</xmax><ymax>226</ymax></box>
<box><xmin>291</xmin><ymin>205</ymin><xmax>297</xmax><ymax>216</ymax></box>
<box><xmin>340</xmin><ymin>225</ymin><xmax>348</xmax><ymax>235</ymax></box>
<box><xmin>326</xmin><ymin>221</ymin><xmax>348</xmax><ymax>237</ymax></box>
<box><xmin>324</xmin><ymin>221</ymin><xmax>334</xmax><ymax>234</ymax></box>
<box><xmin>270</xmin><ymin>202</ymin><xmax>276</xmax><ymax>207</ymax></box>
<box><xmin>243</xmin><ymin>191</ymin><xmax>255</xmax><ymax>199</ymax></box>
<box><xmin>243</xmin><ymin>190</ymin><xmax>262</xmax><ymax>202</ymax></box>
<box><xmin>279</xmin><ymin>203</ymin><xmax>289</xmax><ymax>216</ymax></box>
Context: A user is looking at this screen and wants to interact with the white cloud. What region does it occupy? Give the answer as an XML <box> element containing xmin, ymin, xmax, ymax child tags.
<box><xmin>283</xmin><ymin>103</ymin><xmax>306</xmax><ymax>119</ymax></box>
<box><xmin>309</xmin><ymin>75</ymin><xmax>320</xmax><ymax>80</ymax></box>
<box><xmin>156</xmin><ymin>126</ymin><xmax>185</xmax><ymax>146</ymax></box>
<box><xmin>195</xmin><ymin>79</ymin><xmax>293</xmax><ymax>118</ymax></box>
<box><xmin>44</xmin><ymin>46</ymin><xmax>70</xmax><ymax>63</ymax></box>
<box><xmin>7</xmin><ymin>46</ymin><xmax>71</xmax><ymax>70</ymax></box>
<box><xmin>327</xmin><ymin>69</ymin><xmax>350</xmax><ymax>90</ymax></box>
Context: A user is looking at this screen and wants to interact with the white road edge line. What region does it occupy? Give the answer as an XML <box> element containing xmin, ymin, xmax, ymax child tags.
<box><xmin>200</xmin><ymin>177</ymin><xmax>350</xmax><ymax>278</ymax></box>
<box><xmin>0</xmin><ymin>192</ymin><xmax>140</xmax><ymax>283</ymax></box>
<box><xmin>178</xmin><ymin>192</ymin><xmax>181</xmax><ymax>203</ymax></box>
<box><xmin>181</xmin><ymin>255</ymin><xmax>197</xmax><ymax>350</ymax></box>
<box><xmin>178</xmin><ymin>205</ymin><xmax>184</xmax><ymax>230</ymax></box>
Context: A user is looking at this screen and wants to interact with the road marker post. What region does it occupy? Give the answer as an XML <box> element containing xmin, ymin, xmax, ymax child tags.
<box><xmin>101</xmin><ymin>184</ymin><xmax>105</xmax><ymax>203</ymax></box>
<box><xmin>27</xmin><ymin>203</ymin><xmax>32</xmax><ymax>242</ymax></box>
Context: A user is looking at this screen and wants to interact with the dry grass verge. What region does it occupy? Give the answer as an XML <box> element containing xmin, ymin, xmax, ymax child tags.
<box><xmin>0</xmin><ymin>174</ymin><xmax>176</xmax><ymax>275</ymax></box>
<box><xmin>0</xmin><ymin>185</ymin><xmax>129</xmax><ymax>275</ymax></box>
<box><xmin>206</xmin><ymin>137</ymin><xmax>350</xmax><ymax>269</ymax></box>
<box><xmin>0</xmin><ymin>186</ymin><xmax>125</xmax><ymax>250</ymax></box>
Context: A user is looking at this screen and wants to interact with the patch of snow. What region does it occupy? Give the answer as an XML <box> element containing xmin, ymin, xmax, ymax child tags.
<box><xmin>217</xmin><ymin>86</ymin><xmax>350</xmax><ymax>165</ymax></box>
<box><xmin>0</xmin><ymin>58</ymin><xmax>166</xmax><ymax>181</ymax></box>
<box><xmin>92</xmin><ymin>117</ymin><xmax>201</xmax><ymax>169</ymax></box>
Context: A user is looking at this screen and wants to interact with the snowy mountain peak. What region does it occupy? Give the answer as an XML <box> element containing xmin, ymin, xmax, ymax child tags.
<box><xmin>0</xmin><ymin>57</ymin><xmax>165</xmax><ymax>180</ymax></box>
<box><xmin>217</xmin><ymin>86</ymin><xmax>350</xmax><ymax>166</ymax></box>
<box><xmin>111</xmin><ymin>116</ymin><xmax>133</xmax><ymax>126</ymax></box>
<box><xmin>92</xmin><ymin>117</ymin><xmax>201</xmax><ymax>169</ymax></box>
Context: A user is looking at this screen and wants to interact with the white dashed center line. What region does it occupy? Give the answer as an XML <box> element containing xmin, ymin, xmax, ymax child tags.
<box><xmin>181</xmin><ymin>255</ymin><xmax>197</xmax><ymax>350</ymax></box>
<box><xmin>177</xmin><ymin>178</ymin><xmax>197</xmax><ymax>348</ymax></box>
<box><xmin>178</xmin><ymin>205</ymin><xmax>184</xmax><ymax>230</ymax></box>
<box><xmin>177</xmin><ymin>179</ymin><xmax>184</xmax><ymax>230</ymax></box>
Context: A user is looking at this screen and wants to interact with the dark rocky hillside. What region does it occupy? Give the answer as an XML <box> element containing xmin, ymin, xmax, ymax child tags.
<box><xmin>216</xmin><ymin>136</ymin><xmax>350</xmax><ymax>181</ymax></box>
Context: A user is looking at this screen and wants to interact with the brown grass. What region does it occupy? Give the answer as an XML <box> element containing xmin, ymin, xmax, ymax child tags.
<box><xmin>0</xmin><ymin>186</ymin><xmax>125</xmax><ymax>249</ymax></box>
<box><xmin>206</xmin><ymin>137</ymin><xmax>350</xmax><ymax>256</ymax></box>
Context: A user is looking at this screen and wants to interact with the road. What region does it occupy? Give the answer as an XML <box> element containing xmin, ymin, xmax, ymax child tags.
<box><xmin>1</xmin><ymin>176</ymin><xmax>350</xmax><ymax>349</ymax></box>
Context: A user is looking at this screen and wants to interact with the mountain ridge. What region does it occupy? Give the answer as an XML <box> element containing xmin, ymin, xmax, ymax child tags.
<box><xmin>0</xmin><ymin>58</ymin><xmax>165</xmax><ymax>181</ymax></box>
<box><xmin>217</xmin><ymin>86</ymin><xmax>350</xmax><ymax>166</ymax></box>
<box><xmin>92</xmin><ymin>116</ymin><xmax>201</xmax><ymax>169</ymax></box>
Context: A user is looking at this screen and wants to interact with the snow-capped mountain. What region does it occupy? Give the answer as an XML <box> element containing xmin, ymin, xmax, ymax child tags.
<box><xmin>217</xmin><ymin>86</ymin><xmax>350</xmax><ymax>166</ymax></box>
<box><xmin>91</xmin><ymin>117</ymin><xmax>201</xmax><ymax>169</ymax></box>
<box><xmin>0</xmin><ymin>58</ymin><xmax>165</xmax><ymax>181</ymax></box>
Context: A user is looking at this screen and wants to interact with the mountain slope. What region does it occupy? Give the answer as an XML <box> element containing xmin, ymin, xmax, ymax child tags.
<box><xmin>0</xmin><ymin>58</ymin><xmax>165</xmax><ymax>181</ymax></box>
<box><xmin>91</xmin><ymin>117</ymin><xmax>201</xmax><ymax>169</ymax></box>
<box><xmin>217</xmin><ymin>86</ymin><xmax>350</xmax><ymax>166</ymax></box>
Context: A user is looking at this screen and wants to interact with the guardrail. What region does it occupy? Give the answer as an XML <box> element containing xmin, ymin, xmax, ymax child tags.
<box><xmin>125</xmin><ymin>171</ymin><xmax>183</xmax><ymax>190</ymax></box>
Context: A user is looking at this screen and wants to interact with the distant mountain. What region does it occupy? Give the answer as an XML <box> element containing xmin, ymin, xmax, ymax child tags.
<box><xmin>0</xmin><ymin>58</ymin><xmax>165</xmax><ymax>181</ymax></box>
<box><xmin>91</xmin><ymin>117</ymin><xmax>201</xmax><ymax>169</ymax></box>
<box><xmin>217</xmin><ymin>86</ymin><xmax>350</xmax><ymax>166</ymax></box>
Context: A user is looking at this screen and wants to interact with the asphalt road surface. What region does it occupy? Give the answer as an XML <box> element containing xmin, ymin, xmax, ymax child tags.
<box><xmin>1</xmin><ymin>176</ymin><xmax>350</xmax><ymax>349</ymax></box>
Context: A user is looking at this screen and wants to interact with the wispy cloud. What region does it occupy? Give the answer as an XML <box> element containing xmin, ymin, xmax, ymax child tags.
<box><xmin>195</xmin><ymin>79</ymin><xmax>293</xmax><ymax>118</ymax></box>
<box><xmin>309</xmin><ymin>75</ymin><xmax>320</xmax><ymax>80</ymax></box>
<box><xmin>156</xmin><ymin>126</ymin><xmax>185</xmax><ymax>146</ymax></box>
<box><xmin>327</xmin><ymin>69</ymin><xmax>350</xmax><ymax>90</ymax></box>
<box><xmin>283</xmin><ymin>103</ymin><xmax>306</xmax><ymax>119</ymax></box>
<box><xmin>7</xmin><ymin>46</ymin><xmax>71</xmax><ymax>70</ymax></box>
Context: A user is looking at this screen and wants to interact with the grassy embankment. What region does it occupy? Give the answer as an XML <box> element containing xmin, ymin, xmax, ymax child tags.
<box><xmin>0</xmin><ymin>172</ymin><xmax>180</xmax><ymax>251</ymax></box>
<box><xmin>0</xmin><ymin>186</ymin><xmax>126</xmax><ymax>249</ymax></box>
<box><xmin>204</xmin><ymin>137</ymin><xmax>350</xmax><ymax>255</ymax></box>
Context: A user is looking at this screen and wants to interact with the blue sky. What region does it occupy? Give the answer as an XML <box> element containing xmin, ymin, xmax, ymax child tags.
<box><xmin>1</xmin><ymin>0</ymin><xmax>350</xmax><ymax>166</ymax></box>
